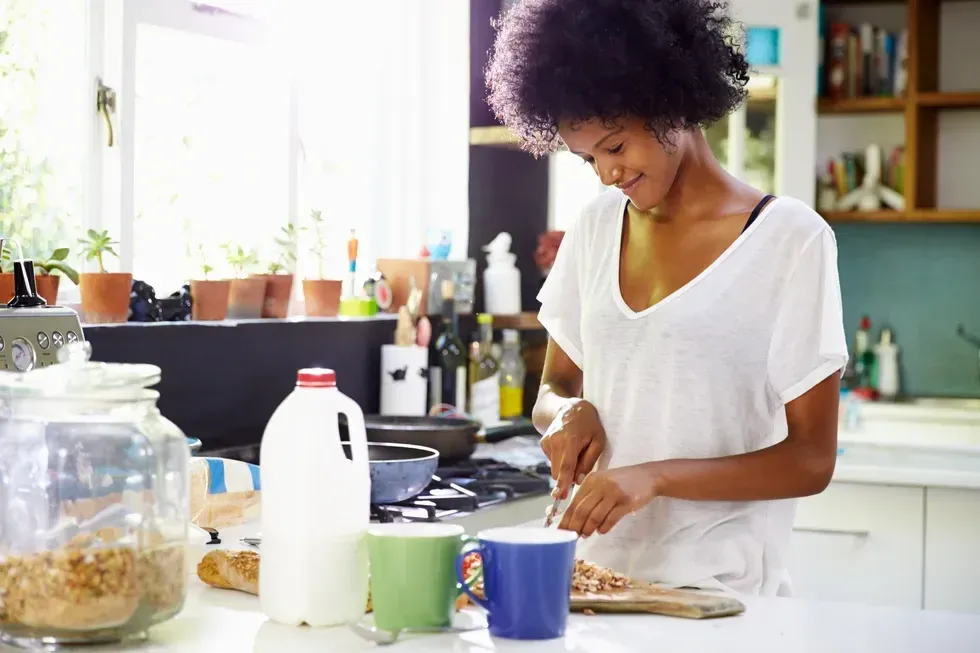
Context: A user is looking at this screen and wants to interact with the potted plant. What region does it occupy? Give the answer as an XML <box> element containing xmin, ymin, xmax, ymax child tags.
<box><xmin>0</xmin><ymin>245</ymin><xmax>79</xmax><ymax>305</ymax></box>
<box><xmin>302</xmin><ymin>209</ymin><xmax>343</xmax><ymax>317</ymax></box>
<box><xmin>222</xmin><ymin>243</ymin><xmax>266</xmax><ymax>319</ymax></box>
<box><xmin>77</xmin><ymin>229</ymin><xmax>131</xmax><ymax>323</ymax></box>
<box><xmin>189</xmin><ymin>245</ymin><xmax>231</xmax><ymax>321</ymax></box>
<box><xmin>253</xmin><ymin>224</ymin><xmax>302</xmax><ymax>319</ymax></box>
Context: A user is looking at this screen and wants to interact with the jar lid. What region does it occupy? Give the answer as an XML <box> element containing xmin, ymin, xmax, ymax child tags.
<box><xmin>297</xmin><ymin>368</ymin><xmax>336</xmax><ymax>388</ymax></box>
<box><xmin>0</xmin><ymin>341</ymin><xmax>161</xmax><ymax>398</ymax></box>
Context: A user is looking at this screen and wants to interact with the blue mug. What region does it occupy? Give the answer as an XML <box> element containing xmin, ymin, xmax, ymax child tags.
<box><xmin>455</xmin><ymin>527</ymin><xmax>577</xmax><ymax>640</ymax></box>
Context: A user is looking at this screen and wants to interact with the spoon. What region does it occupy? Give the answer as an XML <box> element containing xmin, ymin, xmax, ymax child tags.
<box><xmin>348</xmin><ymin>621</ymin><xmax>484</xmax><ymax>646</ymax></box>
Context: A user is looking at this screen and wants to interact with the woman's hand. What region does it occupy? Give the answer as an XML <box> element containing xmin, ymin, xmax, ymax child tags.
<box><xmin>540</xmin><ymin>399</ymin><xmax>606</xmax><ymax>500</ymax></box>
<box><xmin>557</xmin><ymin>465</ymin><xmax>661</xmax><ymax>538</ymax></box>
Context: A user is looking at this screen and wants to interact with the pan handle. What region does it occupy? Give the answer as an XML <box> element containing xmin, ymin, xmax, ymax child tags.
<box><xmin>478</xmin><ymin>419</ymin><xmax>538</xmax><ymax>444</ymax></box>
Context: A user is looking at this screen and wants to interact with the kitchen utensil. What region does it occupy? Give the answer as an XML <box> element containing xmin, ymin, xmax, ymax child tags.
<box><xmin>569</xmin><ymin>584</ymin><xmax>746</xmax><ymax>619</ymax></box>
<box><xmin>0</xmin><ymin>244</ymin><xmax>83</xmax><ymax>372</ymax></box>
<box><xmin>543</xmin><ymin>493</ymin><xmax>563</xmax><ymax>527</ymax></box>
<box><xmin>340</xmin><ymin>415</ymin><xmax>537</xmax><ymax>461</ymax></box>
<box><xmin>456</xmin><ymin>526</ymin><xmax>578</xmax><ymax>640</ymax></box>
<box><xmin>343</xmin><ymin>442</ymin><xmax>439</xmax><ymax>504</ymax></box>
<box><xmin>0</xmin><ymin>340</ymin><xmax>190</xmax><ymax>647</ymax></box>
<box><xmin>380</xmin><ymin>345</ymin><xmax>429</xmax><ymax>417</ymax></box>
<box><xmin>367</xmin><ymin>523</ymin><xmax>467</xmax><ymax>632</ymax></box>
<box><xmin>348</xmin><ymin>621</ymin><xmax>484</xmax><ymax>646</ymax></box>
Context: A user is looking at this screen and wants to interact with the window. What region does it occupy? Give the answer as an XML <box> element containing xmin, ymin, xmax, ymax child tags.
<box><xmin>0</xmin><ymin>0</ymin><xmax>90</xmax><ymax>286</ymax></box>
<box><xmin>2</xmin><ymin>0</ymin><xmax>470</xmax><ymax>309</ymax></box>
<box><xmin>132</xmin><ymin>23</ymin><xmax>290</xmax><ymax>293</ymax></box>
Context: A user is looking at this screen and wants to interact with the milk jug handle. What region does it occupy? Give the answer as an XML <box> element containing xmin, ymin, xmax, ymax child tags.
<box><xmin>340</xmin><ymin>395</ymin><xmax>369</xmax><ymax>479</ymax></box>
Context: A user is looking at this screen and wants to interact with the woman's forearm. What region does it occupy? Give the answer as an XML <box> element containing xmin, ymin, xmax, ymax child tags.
<box><xmin>531</xmin><ymin>383</ymin><xmax>579</xmax><ymax>435</ymax></box>
<box><xmin>646</xmin><ymin>438</ymin><xmax>837</xmax><ymax>502</ymax></box>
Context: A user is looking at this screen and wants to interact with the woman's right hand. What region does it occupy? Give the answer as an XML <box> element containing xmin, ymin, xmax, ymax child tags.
<box><xmin>541</xmin><ymin>399</ymin><xmax>607</xmax><ymax>500</ymax></box>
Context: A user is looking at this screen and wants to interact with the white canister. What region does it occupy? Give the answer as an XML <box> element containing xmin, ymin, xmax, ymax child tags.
<box><xmin>483</xmin><ymin>232</ymin><xmax>522</xmax><ymax>315</ymax></box>
<box><xmin>380</xmin><ymin>344</ymin><xmax>429</xmax><ymax>416</ymax></box>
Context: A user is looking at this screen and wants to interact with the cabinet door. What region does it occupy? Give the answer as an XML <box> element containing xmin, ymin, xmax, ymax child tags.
<box><xmin>719</xmin><ymin>0</ymin><xmax>818</xmax><ymax>204</ymax></box>
<box><xmin>924</xmin><ymin>488</ymin><xmax>980</xmax><ymax>614</ymax></box>
<box><xmin>789</xmin><ymin>482</ymin><xmax>924</xmax><ymax>609</ymax></box>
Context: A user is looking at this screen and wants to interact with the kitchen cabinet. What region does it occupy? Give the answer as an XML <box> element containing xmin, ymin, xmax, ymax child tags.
<box><xmin>924</xmin><ymin>488</ymin><xmax>980</xmax><ymax>614</ymax></box>
<box><xmin>789</xmin><ymin>482</ymin><xmax>924</xmax><ymax>609</ymax></box>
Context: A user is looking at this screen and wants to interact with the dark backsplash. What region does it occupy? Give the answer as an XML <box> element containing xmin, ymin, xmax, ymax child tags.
<box><xmin>84</xmin><ymin>318</ymin><xmax>396</xmax><ymax>453</ymax></box>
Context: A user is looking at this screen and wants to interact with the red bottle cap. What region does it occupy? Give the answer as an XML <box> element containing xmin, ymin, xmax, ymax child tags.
<box><xmin>860</xmin><ymin>316</ymin><xmax>871</xmax><ymax>330</ymax></box>
<box><xmin>297</xmin><ymin>368</ymin><xmax>337</xmax><ymax>388</ymax></box>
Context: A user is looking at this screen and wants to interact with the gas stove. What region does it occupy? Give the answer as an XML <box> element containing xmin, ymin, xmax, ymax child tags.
<box><xmin>371</xmin><ymin>458</ymin><xmax>552</xmax><ymax>523</ymax></box>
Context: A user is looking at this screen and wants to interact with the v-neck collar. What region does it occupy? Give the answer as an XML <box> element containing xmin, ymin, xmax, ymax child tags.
<box><xmin>611</xmin><ymin>194</ymin><xmax>780</xmax><ymax>320</ymax></box>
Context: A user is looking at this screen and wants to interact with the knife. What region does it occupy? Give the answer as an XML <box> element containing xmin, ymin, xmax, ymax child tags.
<box><xmin>543</xmin><ymin>493</ymin><xmax>563</xmax><ymax>527</ymax></box>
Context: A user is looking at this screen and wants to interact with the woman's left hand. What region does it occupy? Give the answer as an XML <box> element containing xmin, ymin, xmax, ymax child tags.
<box><xmin>557</xmin><ymin>464</ymin><xmax>661</xmax><ymax>537</ymax></box>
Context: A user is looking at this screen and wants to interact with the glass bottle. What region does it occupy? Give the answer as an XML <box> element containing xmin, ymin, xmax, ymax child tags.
<box><xmin>431</xmin><ymin>279</ymin><xmax>467</xmax><ymax>412</ymax></box>
<box><xmin>468</xmin><ymin>314</ymin><xmax>500</xmax><ymax>425</ymax></box>
<box><xmin>498</xmin><ymin>329</ymin><xmax>526</xmax><ymax>419</ymax></box>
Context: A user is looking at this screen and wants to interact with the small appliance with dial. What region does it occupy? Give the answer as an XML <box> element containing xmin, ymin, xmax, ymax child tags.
<box><xmin>0</xmin><ymin>258</ymin><xmax>84</xmax><ymax>373</ymax></box>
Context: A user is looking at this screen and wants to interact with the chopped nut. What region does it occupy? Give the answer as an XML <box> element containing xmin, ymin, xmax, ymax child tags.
<box><xmin>571</xmin><ymin>559</ymin><xmax>631</xmax><ymax>593</ymax></box>
<box><xmin>583</xmin><ymin>608</ymin><xmax>596</xmax><ymax>616</ymax></box>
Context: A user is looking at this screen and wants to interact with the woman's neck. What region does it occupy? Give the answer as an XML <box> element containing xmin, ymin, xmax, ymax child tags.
<box><xmin>648</xmin><ymin>130</ymin><xmax>753</xmax><ymax>225</ymax></box>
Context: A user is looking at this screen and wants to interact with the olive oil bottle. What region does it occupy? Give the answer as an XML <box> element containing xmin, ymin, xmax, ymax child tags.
<box><xmin>468</xmin><ymin>313</ymin><xmax>500</xmax><ymax>425</ymax></box>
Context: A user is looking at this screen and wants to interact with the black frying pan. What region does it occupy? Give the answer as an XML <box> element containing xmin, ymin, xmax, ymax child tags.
<box><xmin>339</xmin><ymin>415</ymin><xmax>537</xmax><ymax>461</ymax></box>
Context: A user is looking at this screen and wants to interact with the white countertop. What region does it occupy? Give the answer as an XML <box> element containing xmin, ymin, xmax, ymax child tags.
<box><xmin>76</xmin><ymin>580</ymin><xmax>980</xmax><ymax>653</ymax></box>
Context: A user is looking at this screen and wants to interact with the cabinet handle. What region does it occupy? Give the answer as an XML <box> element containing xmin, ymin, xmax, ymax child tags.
<box><xmin>794</xmin><ymin>526</ymin><xmax>870</xmax><ymax>538</ymax></box>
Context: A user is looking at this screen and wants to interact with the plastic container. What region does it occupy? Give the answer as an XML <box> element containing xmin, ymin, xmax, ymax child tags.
<box><xmin>0</xmin><ymin>342</ymin><xmax>190</xmax><ymax>648</ymax></box>
<box><xmin>483</xmin><ymin>232</ymin><xmax>521</xmax><ymax>315</ymax></box>
<box><xmin>259</xmin><ymin>368</ymin><xmax>371</xmax><ymax>628</ymax></box>
<box><xmin>874</xmin><ymin>328</ymin><xmax>900</xmax><ymax>400</ymax></box>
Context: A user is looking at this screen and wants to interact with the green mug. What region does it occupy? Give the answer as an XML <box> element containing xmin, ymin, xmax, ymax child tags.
<box><xmin>367</xmin><ymin>523</ymin><xmax>470</xmax><ymax>631</ymax></box>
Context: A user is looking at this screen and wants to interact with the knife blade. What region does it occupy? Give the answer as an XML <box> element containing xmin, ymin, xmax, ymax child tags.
<box><xmin>543</xmin><ymin>493</ymin><xmax>562</xmax><ymax>527</ymax></box>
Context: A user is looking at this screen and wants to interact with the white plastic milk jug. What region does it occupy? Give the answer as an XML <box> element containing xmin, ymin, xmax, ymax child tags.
<box><xmin>259</xmin><ymin>368</ymin><xmax>371</xmax><ymax>627</ymax></box>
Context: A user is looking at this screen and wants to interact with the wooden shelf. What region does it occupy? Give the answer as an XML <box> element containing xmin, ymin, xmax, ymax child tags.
<box><xmin>817</xmin><ymin>97</ymin><xmax>907</xmax><ymax>114</ymax></box>
<box><xmin>916</xmin><ymin>91</ymin><xmax>980</xmax><ymax>110</ymax></box>
<box><xmin>490</xmin><ymin>312</ymin><xmax>543</xmax><ymax>331</ymax></box>
<box><xmin>821</xmin><ymin>210</ymin><xmax>980</xmax><ymax>223</ymax></box>
<box><xmin>469</xmin><ymin>126</ymin><xmax>523</xmax><ymax>149</ymax></box>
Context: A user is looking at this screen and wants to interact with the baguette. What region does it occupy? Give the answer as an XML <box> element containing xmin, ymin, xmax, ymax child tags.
<box><xmin>197</xmin><ymin>549</ymin><xmax>470</xmax><ymax>612</ymax></box>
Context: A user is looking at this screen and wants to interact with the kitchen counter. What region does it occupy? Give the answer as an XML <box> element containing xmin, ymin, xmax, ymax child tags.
<box><xmin>834</xmin><ymin>441</ymin><xmax>980</xmax><ymax>489</ymax></box>
<box><xmin>76</xmin><ymin>580</ymin><xmax>980</xmax><ymax>652</ymax></box>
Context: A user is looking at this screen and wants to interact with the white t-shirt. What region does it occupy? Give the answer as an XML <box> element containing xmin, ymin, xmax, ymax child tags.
<box><xmin>537</xmin><ymin>190</ymin><xmax>848</xmax><ymax>597</ymax></box>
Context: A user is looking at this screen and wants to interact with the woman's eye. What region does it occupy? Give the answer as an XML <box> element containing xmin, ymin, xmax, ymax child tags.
<box><xmin>609</xmin><ymin>143</ymin><xmax>624</xmax><ymax>155</ymax></box>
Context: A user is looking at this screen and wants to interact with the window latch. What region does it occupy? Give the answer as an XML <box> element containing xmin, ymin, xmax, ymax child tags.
<box><xmin>96</xmin><ymin>78</ymin><xmax>117</xmax><ymax>148</ymax></box>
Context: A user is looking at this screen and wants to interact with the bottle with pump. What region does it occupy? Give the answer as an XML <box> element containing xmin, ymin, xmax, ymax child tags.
<box><xmin>259</xmin><ymin>368</ymin><xmax>370</xmax><ymax>627</ymax></box>
<box><xmin>498</xmin><ymin>329</ymin><xmax>525</xmax><ymax>419</ymax></box>
<box><xmin>874</xmin><ymin>328</ymin><xmax>900</xmax><ymax>399</ymax></box>
<box><xmin>482</xmin><ymin>232</ymin><xmax>521</xmax><ymax>315</ymax></box>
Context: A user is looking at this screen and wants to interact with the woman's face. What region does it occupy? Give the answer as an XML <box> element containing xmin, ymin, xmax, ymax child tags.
<box><xmin>558</xmin><ymin>118</ymin><xmax>686</xmax><ymax>212</ymax></box>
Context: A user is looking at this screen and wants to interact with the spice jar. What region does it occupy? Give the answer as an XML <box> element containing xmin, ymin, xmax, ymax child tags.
<box><xmin>0</xmin><ymin>342</ymin><xmax>190</xmax><ymax>648</ymax></box>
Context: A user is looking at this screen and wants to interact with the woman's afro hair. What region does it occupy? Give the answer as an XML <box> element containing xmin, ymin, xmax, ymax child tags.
<box><xmin>485</xmin><ymin>0</ymin><xmax>751</xmax><ymax>155</ymax></box>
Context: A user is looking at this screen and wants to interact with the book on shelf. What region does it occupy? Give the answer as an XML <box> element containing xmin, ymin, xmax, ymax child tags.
<box><xmin>821</xmin><ymin>145</ymin><xmax>905</xmax><ymax>201</ymax></box>
<box><xmin>821</xmin><ymin>19</ymin><xmax>907</xmax><ymax>101</ymax></box>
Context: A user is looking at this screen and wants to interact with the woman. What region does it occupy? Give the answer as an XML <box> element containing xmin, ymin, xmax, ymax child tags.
<box><xmin>486</xmin><ymin>0</ymin><xmax>848</xmax><ymax>597</ymax></box>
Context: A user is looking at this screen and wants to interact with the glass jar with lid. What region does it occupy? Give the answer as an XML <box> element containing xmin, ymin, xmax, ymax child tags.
<box><xmin>0</xmin><ymin>342</ymin><xmax>190</xmax><ymax>648</ymax></box>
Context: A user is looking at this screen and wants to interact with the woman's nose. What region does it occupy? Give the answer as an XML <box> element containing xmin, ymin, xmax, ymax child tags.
<box><xmin>595</xmin><ymin>161</ymin><xmax>622</xmax><ymax>187</ymax></box>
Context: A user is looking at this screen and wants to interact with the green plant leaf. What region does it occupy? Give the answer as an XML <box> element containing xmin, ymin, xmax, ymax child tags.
<box><xmin>42</xmin><ymin>260</ymin><xmax>80</xmax><ymax>285</ymax></box>
<box><xmin>49</xmin><ymin>247</ymin><xmax>69</xmax><ymax>261</ymax></box>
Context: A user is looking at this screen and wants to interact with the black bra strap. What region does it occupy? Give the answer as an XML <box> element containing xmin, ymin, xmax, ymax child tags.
<box><xmin>742</xmin><ymin>194</ymin><xmax>774</xmax><ymax>233</ymax></box>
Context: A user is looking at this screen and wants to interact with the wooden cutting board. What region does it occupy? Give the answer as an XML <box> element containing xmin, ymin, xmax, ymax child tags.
<box><xmin>570</xmin><ymin>584</ymin><xmax>746</xmax><ymax>619</ymax></box>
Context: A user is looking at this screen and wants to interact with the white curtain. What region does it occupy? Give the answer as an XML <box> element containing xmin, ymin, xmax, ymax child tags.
<box><xmin>287</xmin><ymin>1</ymin><xmax>471</xmax><ymax>281</ymax></box>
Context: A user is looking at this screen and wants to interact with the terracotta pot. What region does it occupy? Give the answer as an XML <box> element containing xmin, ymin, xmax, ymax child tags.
<box><xmin>35</xmin><ymin>274</ymin><xmax>61</xmax><ymax>305</ymax></box>
<box><xmin>0</xmin><ymin>272</ymin><xmax>63</xmax><ymax>305</ymax></box>
<box><xmin>227</xmin><ymin>277</ymin><xmax>268</xmax><ymax>319</ymax></box>
<box><xmin>0</xmin><ymin>273</ymin><xmax>13</xmax><ymax>304</ymax></box>
<box><xmin>79</xmin><ymin>272</ymin><xmax>133</xmax><ymax>324</ymax></box>
<box><xmin>252</xmin><ymin>273</ymin><xmax>294</xmax><ymax>319</ymax></box>
<box><xmin>190</xmin><ymin>279</ymin><xmax>231</xmax><ymax>321</ymax></box>
<box><xmin>303</xmin><ymin>279</ymin><xmax>342</xmax><ymax>317</ymax></box>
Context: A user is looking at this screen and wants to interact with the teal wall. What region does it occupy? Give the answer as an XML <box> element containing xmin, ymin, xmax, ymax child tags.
<box><xmin>834</xmin><ymin>224</ymin><xmax>980</xmax><ymax>398</ymax></box>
